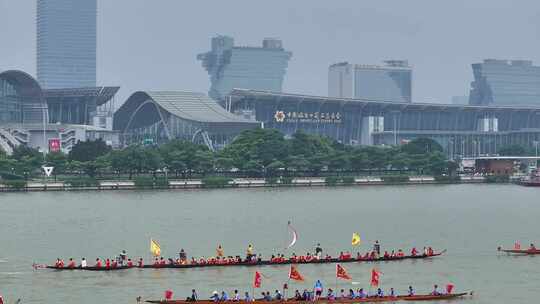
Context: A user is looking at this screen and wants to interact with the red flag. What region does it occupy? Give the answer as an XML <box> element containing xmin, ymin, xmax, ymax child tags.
<box><xmin>289</xmin><ymin>265</ymin><xmax>305</xmax><ymax>282</ymax></box>
<box><xmin>336</xmin><ymin>264</ymin><xmax>352</xmax><ymax>280</ymax></box>
<box><xmin>370</xmin><ymin>268</ymin><xmax>380</xmax><ymax>287</ymax></box>
<box><xmin>254</xmin><ymin>271</ymin><xmax>262</xmax><ymax>288</ymax></box>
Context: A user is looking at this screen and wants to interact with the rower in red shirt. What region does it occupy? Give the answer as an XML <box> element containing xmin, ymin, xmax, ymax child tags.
<box><xmin>127</xmin><ymin>259</ymin><xmax>134</xmax><ymax>267</ymax></box>
<box><xmin>95</xmin><ymin>258</ymin><xmax>102</xmax><ymax>268</ymax></box>
<box><xmin>111</xmin><ymin>260</ymin><xmax>118</xmax><ymax>268</ymax></box>
<box><xmin>105</xmin><ymin>259</ymin><xmax>111</xmax><ymax>268</ymax></box>
<box><xmin>55</xmin><ymin>258</ymin><xmax>63</xmax><ymax>268</ymax></box>
<box><xmin>67</xmin><ymin>258</ymin><xmax>76</xmax><ymax>268</ymax></box>
<box><xmin>427</xmin><ymin>247</ymin><xmax>434</xmax><ymax>256</ymax></box>
<box><xmin>383</xmin><ymin>251</ymin><xmax>390</xmax><ymax>258</ymax></box>
<box><xmin>411</xmin><ymin>247</ymin><xmax>418</xmax><ymax>256</ymax></box>
<box><xmin>137</xmin><ymin>258</ymin><xmax>144</xmax><ymax>268</ymax></box>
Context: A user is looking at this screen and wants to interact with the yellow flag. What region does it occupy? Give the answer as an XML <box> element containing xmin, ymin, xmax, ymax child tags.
<box><xmin>352</xmin><ymin>233</ymin><xmax>361</xmax><ymax>246</ymax></box>
<box><xmin>150</xmin><ymin>239</ymin><xmax>161</xmax><ymax>257</ymax></box>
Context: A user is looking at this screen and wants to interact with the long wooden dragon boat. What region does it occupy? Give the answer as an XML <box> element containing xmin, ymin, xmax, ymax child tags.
<box><xmin>498</xmin><ymin>247</ymin><xmax>540</xmax><ymax>255</ymax></box>
<box><xmin>145</xmin><ymin>293</ymin><xmax>471</xmax><ymax>304</ymax></box>
<box><xmin>44</xmin><ymin>251</ymin><xmax>445</xmax><ymax>271</ymax></box>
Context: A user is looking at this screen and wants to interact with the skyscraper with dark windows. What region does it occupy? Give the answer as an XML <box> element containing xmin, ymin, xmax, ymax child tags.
<box><xmin>37</xmin><ymin>0</ymin><xmax>97</xmax><ymax>89</ymax></box>
<box><xmin>469</xmin><ymin>59</ymin><xmax>540</xmax><ymax>106</ymax></box>
<box><xmin>197</xmin><ymin>35</ymin><xmax>292</xmax><ymax>100</ymax></box>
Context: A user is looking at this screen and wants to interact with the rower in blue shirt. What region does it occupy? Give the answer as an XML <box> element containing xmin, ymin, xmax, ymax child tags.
<box><xmin>244</xmin><ymin>292</ymin><xmax>251</xmax><ymax>302</ymax></box>
<box><xmin>220</xmin><ymin>291</ymin><xmax>229</xmax><ymax>301</ymax></box>
<box><xmin>376</xmin><ymin>288</ymin><xmax>384</xmax><ymax>297</ymax></box>
<box><xmin>389</xmin><ymin>288</ymin><xmax>396</xmax><ymax>297</ymax></box>
<box><xmin>408</xmin><ymin>286</ymin><xmax>415</xmax><ymax>296</ymax></box>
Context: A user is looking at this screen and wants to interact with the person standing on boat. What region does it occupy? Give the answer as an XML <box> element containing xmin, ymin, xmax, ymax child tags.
<box><xmin>179</xmin><ymin>249</ymin><xmax>187</xmax><ymax>262</ymax></box>
<box><xmin>373</xmin><ymin>240</ymin><xmax>381</xmax><ymax>256</ymax></box>
<box><xmin>216</xmin><ymin>245</ymin><xmax>224</xmax><ymax>257</ymax></box>
<box><xmin>119</xmin><ymin>250</ymin><xmax>127</xmax><ymax>265</ymax></box>
<box><xmin>315</xmin><ymin>243</ymin><xmax>323</xmax><ymax>259</ymax></box>
<box><xmin>314</xmin><ymin>280</ymin><xmax>323</xmax><ymax>299</ymax></box>
<box><xmin>246</xmin><ymin>244</ymin><xmax>254</xmax><ymax>261</ymax></box>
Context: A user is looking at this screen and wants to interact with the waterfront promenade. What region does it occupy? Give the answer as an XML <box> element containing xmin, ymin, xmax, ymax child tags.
<box><xmin>0</xmin><ymin>175</ymin><xmax>490</xmax><ymax>192</ymax></box>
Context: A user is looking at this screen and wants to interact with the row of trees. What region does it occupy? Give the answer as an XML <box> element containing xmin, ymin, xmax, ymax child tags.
<box><xmin>0</xmin><ymin>129</ymin><xmax>464</xmax><ymax>181</ymax></box>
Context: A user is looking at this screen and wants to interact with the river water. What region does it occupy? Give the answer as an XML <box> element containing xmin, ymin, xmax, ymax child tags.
<box><xmin>0</xmin><ymin>184</ymin><xmax>539</xmax><ymax>303</ymax></box>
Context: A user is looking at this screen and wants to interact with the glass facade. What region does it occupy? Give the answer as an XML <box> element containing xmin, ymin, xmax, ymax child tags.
<box><xmin>230</xmin><ymin>90</ymin><xmax>540</xmax><ymax>157</ymax></box>
<box><xmin>37</xmin><ymin>0</ymin><xmax>97</xmax><ymax>89</ymax></box>
<box><xmin>469</xmin><ymin>59</ymin><xmax>540</xmax><ymax>106</ymax></box>
<box><xmin>0</xmin><ymin>79</ymin><xmax>23</xmax><ymax>123</ymax></box>
<box><xmin>198</xmin><ymin>36</ymin><xmax>292</xmax><ymax>100</ymax></box>
<box><xmin>0</xmin><ymin>71</ymin><xmax>48</xmax><ymax>125</ymax></box>
<box><xmin>329</xmin><ymin>61</ymin><xmax>412</xmax><ymax>103</ymax></box>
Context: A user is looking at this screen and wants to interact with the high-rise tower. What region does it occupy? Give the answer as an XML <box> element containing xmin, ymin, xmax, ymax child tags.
<box><xmin>469</xmin><ymin>59</ymin><xmax>540</xmax><ymax>106</ymax></box>
<box><xmin>328</xmin><ymin>61</ymin><xmax>412</xmax><ymax>103</ymax></box>
<box><xmin>198</xmin><ymin>35</ymin><xmax>292</xmax><ymax>101</ymax></box>
<box><xmin>37</xmin><ymin>0</ymin><xmax>97</xmax><ymax>89</ymax></box>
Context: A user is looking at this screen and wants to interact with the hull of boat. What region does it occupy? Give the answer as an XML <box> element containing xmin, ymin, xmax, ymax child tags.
<box><xmin>500</xmin><ymin>249</ymin><xmax>540</xmax><ymax>255</ymax></box>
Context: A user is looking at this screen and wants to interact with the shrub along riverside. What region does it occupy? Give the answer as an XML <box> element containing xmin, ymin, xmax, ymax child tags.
<box><xmin>1</xmin><ymin>129</ymin><xmax>519</xmax><ymax>186</ymax></box>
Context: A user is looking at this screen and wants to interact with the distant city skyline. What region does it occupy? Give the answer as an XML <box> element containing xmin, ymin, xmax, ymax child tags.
<box><xmin>1</xmin><ymin>0</ymin><xmax>539</xmax><ymax>104</ymax></box>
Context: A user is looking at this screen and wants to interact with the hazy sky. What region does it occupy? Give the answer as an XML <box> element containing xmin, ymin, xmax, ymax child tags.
<box><xmin>1</xmin><ymin>0</ymin><xmax>539</xmax><ymax>104</ymax></box>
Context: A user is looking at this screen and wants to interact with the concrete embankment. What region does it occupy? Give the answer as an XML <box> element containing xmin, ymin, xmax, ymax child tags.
<box><xmin>0</xmin><ymin>176</ymin><xmax>490</xmax><ymax>192</ymax></box>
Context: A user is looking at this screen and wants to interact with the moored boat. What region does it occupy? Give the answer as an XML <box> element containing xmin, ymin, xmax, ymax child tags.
<box><xmin>145</xmin><ymin>293</ymin><xmax>471</xmax><ymax>304</ymax></box>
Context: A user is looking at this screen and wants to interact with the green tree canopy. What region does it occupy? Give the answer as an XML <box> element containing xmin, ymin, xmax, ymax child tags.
<box><xmin>401</xmin><ymin>138</ymin><xmax>443</xmax><ymax>155</ymax></box>
<box><xmin>69</xmin><ymin>139</ymin><xmax>112</xmax><ymax>162</ymax></box>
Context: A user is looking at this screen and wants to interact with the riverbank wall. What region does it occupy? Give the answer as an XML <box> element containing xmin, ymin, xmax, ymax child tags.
<box><xmin>0</xmin><ymin>176</ymin><xmax>495</xmax><ymax>192</ymax></box>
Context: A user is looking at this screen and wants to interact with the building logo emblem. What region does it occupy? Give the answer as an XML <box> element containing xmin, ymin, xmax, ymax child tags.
<box><xmin>274</xmin><ymin>111</ymin><xmax>286</xmax><ymax>122</ymax></box>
